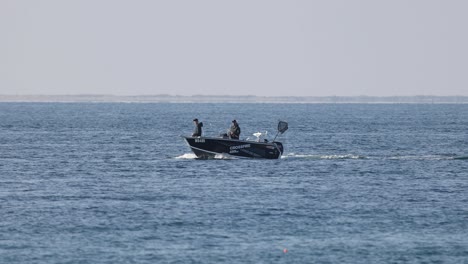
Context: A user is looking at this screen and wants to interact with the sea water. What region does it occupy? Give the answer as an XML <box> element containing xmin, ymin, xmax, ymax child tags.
<box><xmin>1</xmin><ymin>103</ymin><xmax>467</xmax><ymax>263</ymax></box>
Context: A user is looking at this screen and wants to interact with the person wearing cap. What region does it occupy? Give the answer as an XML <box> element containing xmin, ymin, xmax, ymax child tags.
<box><xmin>192</xmin><ymin>118</ymin><xmax>203</xmax><ymax>137</ymax></box>
<box><xmin>228</xmin><ymin>120</ymin><xmax>241</xmax><ymax>139</ymax></box>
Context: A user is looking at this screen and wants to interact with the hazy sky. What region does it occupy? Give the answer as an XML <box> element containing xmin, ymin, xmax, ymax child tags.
<box><xmin>2</xmin><ymin>0</ymin><xmax>467</xmax><ymax>96</ymax></box>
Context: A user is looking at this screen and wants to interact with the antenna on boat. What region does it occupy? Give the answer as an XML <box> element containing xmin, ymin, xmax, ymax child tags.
<box><xmin>272</xmin><ymin>120</ymin><xmax>288</xmax><ymax>142</ymax></box>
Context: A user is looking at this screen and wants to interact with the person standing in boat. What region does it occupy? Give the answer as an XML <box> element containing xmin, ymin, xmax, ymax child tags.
<box><xmin>192</xmin><ymin>118</ymin><xmax>203</xmax><ymax>137</ymax></box>
<box><xmin>229</xmin><ymin>120</ymin><xmax>241</xmax><ymax>139</ymax></box>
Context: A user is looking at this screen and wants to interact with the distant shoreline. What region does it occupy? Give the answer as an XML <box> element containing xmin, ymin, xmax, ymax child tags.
<box><xmin>1</xmin><ymin>95</ymin><xmax>468</xmax><ymax>104</ymax></box>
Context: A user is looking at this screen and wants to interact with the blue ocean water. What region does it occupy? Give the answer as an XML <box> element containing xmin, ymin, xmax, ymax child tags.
<box><xmin>1</xmin><ymin>103</ymin><xmax>467</xmax><ymax>263</ymax></box>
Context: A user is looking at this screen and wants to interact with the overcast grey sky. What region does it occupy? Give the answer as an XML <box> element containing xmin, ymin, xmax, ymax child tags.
<box><xmin>1</xmin><ymin>0</ymin><xmax>467</xmax><ymax>96</ymax></box>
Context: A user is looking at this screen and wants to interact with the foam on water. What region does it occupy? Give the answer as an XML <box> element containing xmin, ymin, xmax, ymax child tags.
<box><xmin>175</xmin><ymin>153</ymin><xmax>238</xmax><ymax>160</ymax></box>
<box><xmin>214</xmin><ymin>153</ymin><xmax>238</xmax><ymax>159</ymax></box>
<box><xmin>281</xmin><ymin>153</ymin><xmax>467</xmax><ymax>161</ymax></box>
<box><xmin>178</xmin><ymin>152</ymin><xmax>465</xmax><ymax>161</ymax></box>
<box><xmin>175</xmin><ymin>153</ymin><xmax>197</xmax><ymax>159</ymax></box>
<box><xmin>385</xmin><ymin>155</ymin><xmax>456</xmax><ymax>160</ymax></box>
<box><xmin>282</xmin><ymin>153</ymin><xmax>366</xmax><ymax>160</ymax></box>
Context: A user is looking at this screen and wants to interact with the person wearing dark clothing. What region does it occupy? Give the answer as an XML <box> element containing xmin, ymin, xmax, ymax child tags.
<box><xmin>229</xmin><ymin>120</ymin><xmax>241</xmax><ymax>139</ymax></box>
<box><xmin>192</xmin><ymin>118</ymin><xmax>203</xmax><ymax>137</ymax></box>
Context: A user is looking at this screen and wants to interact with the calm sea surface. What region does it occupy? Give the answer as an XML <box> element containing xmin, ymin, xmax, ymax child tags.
<box><xmin>1</xmin><ymin>103</ymin><xmax>467</xmax><ymax>263</ymax></box>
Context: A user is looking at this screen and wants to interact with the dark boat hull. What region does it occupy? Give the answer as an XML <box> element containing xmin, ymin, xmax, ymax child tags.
<box><xmin>183</xmin><ymin>136</ymin><xmax>284</xmax><ymax>159</ymax></box>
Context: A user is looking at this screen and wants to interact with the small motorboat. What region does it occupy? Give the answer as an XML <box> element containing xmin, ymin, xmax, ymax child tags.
<box><xmin>182</xmin><ymin>121</ymin><xmax>288</xmax><ymax>159</ymax></box>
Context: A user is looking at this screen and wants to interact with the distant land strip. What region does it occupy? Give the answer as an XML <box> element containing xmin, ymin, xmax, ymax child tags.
<box><xmin>1</xmin><ymin>94</ymin><xmax>468</xmax><ymax>103</ymax></box>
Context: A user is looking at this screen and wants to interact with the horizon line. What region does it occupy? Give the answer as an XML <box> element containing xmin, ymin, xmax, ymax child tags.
<box><xmin>2</xmin><ymin>94</ymin><xmax>468</xmax><ymax>98</ymax></box>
